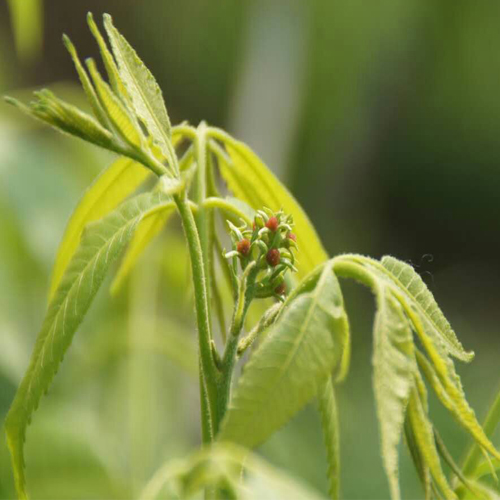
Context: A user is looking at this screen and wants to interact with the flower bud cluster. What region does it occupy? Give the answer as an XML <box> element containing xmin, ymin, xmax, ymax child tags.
<box><xmin>225</xmin><ymin>208</ymin><xmax>298</xmax><ymax>300</ymax></box>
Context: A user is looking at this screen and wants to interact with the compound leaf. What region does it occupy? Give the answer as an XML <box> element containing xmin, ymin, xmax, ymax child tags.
<box><xmin>219</xmin><ymin>264</ymin><xmax>348</xmax><ymax>448</ymax></box>
<box><xmin>104</xmin><ymin>14</ymin><xmax>172</xmax><ymax>158</ymax></box>
<box><xmin>5</xmin><ymin>191</ymin><xmax>172</xmax><ymax>499</ymax></box>
<box><xmin>49</xmin><ymin>157</ymin><xmax>150</xmax><ymax>301</ymax></box>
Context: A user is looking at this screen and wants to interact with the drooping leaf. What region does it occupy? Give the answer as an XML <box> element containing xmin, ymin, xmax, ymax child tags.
<box><xmin>373</xmin><ymin>287</ymin><xmax>417</xmax><ymax>500</ymax></box>
<box><xmin>407</xmin><ymin>304</ymin><xmax>500</xmax><ymax>464</ymax></box>
<box><xmin>111</xmin><ymin>203</ymin><xmax>175</xmax><ymax>294</ymax></box>
<box><xmin>103</xmin><ymin>14</ymin><xmax>173</xmax><ymax>159</ymax></box>
<box><xmin>210</xmin><ymin>129</ymin><xmax>328</xmax><ymax>279</ymax></box>
<box><xmin>219</xmin><ymin>264</ymin><xmax>349</xmax><ymax>448</ymax></box>
<box><xmin>406</xmin><ymin>381</ymin><xmax>457</xmax><ymax>499</ymax></box>
<box><xmin>404</xmin><ymin>419</ymin><xmax>432</xmax><ymax>500</ymax></box>
<box><xmin>49</xmin><ymin>157</ymin><xmax>150</xmax><ymax>301</ymax></box>
<box><xmin>381</xmin><ymin>256</ymin><xmax>473</xmax><ymax>362</ymax></box>
<box><xmin>86</xmin><ymin>58</ymin><xmax>144</xmax><ymax>149</ymax></box>
<box><xmin>317</xmin><ymin>378</ymin><xmax>341</xmax><ymax>500</ymax></box>
<box><xmin>4</xmin><ymin>191</ymin><xmax>172</xmax><ymax>499</ymax></box>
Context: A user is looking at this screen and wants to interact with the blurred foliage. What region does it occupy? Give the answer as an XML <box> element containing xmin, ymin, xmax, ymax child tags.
<box><xmin>1</xmin><ymin>1</ymin><xmax>499</xmax><ymax>499</ymax></box>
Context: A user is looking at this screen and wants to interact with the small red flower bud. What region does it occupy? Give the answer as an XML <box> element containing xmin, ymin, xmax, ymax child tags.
<box><xmin>288</xmin><ymin>232</ymin><xmax>296</xmax><ymax>242</ymax></box>
<box><xmin>252</xmin><ymin>221</ymin><xmax>256</xmax><ymax>231</ymax></box>
<box><xmin>237</xmin><ymin>239</ymin><xmax>251</xmax><ymax>255</ymax></box>
<box><xmin>266</xmin><ymin>216</ymin><xmax>279</xmax><ymax>232</ymax></box>
<box><xmin>274</xmin><ymin>282</ymin><xmax>286</xmax><ymax>295</ymax></box>
<box><xmin>266</xmin><ymin>248</ymin><xmax>280</xmax><ymax>267</ymax></box>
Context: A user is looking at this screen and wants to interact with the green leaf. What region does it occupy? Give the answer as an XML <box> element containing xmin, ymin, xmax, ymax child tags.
<box><xmin>87</xmin><ymin>12</ymin><xmax>128</xmax><ymax>99</ymax></box>
<box><xmin>317</xmin><ymin>378</ymin><xmax>341</xmax><ymax>500</ymax></box>
<box><xmin>49</xmin><ymin>157</ymin><xmax>151</xmax><ymax>302</ymax></box>
<box><xmin>407</xmin><ymin>380</ymin><xmax>457</xmax><ymax>499</ymax></box>
<box><xmin>219</xmin><ymin>264</ymin><xmax>349</xmax><ymax>448</ymax></box>
<box><xmin>209</xmin><ymin>129</ymin><xmax>328</xmax><ymax>280</ymax></box>
<box><xmin>103</xmin><ymin>14</ymin><xmax>173</xmax><ymax>160</ymax></box>
<box><xmin>62</xmin><ymin>34</ymin><xmax>110</xmax><ymax>128</ymax></box>
<box><xmin>140</xmin><ymin>443</ymin><xmax>327</xmax><ymax>500</ymax></box>
<box><xmin>381</xmin><ymin>256</ymin><xmax>473</xmax><ymax>363</ymax></box>
<box><xmin>86</xmin><ymin>58</ymin><xmax>144</xmax><ymax>149</ymax></box>
<box><xmin>404</xmin><ymin>419</ymin><xmax>432</xmax><ymax>500</ymax></box>
<box><xmin>4</xmin><ymin>191</ymin><xmax>172</xmax><ymax>499</ymax></box>
<box><xmin>406</xmin><ymin>304</ymin><xmax>500</xmax><ymax>465</ymax></box>
<box><xmin>110</xmin><ymin>202</ymin><xmax>175</xmax><ymax>294</ymax></box>
<box><xmin>373</xmin><ymin>287</ymin><xmax>417</xmax><ymax>500</ymax></box>
<box><xmin>5</xmin><ymin>92</ymin><xmax>115</xmax><ymax>151</ymax></box>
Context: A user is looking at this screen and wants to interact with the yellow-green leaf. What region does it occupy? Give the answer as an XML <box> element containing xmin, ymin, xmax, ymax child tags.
<box><xmin>86</xmin><ymin>58</ymin><xmax>143</xmax><ymax>149</ymax></box>
<box><xmin>111</xmin><ymin>203</ymin><xmax>175</xmax><ymax>294</ymax></box>
<box><xmin>210</xmin><ymin>129</ymin><xmax>328</xmax><ymax>280</ymax></box>
<box><xmin>49</xmin><ymin>157</ymin><xmax>150</xmax><ymax>301</ymax></box>
<box><xmin>5</xmin><ymin>191</ymin><xmax>172</xmax><ymax>499</ymax></box>
<box><xmin>104</xmin><ymin>14</ymin><xmax>173</xmax><ymax>159</ymax></box>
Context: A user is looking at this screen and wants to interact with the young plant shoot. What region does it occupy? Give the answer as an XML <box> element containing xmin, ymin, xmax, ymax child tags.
<box><xmin>4</xmin><ymin>13</ymin><xmax>500</xmax><ymax>500</ymax></box>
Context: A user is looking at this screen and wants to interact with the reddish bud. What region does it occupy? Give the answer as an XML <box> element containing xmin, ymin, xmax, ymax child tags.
<box><xmin>252</xmin><ymin>221</ymin><xmax>256</xmax><ymax>231</ymax></box>
<box><xmin>274</xmin><ymin>282</ymin><xmax>286</xmax><ymax>295</ymax></box>
<box><xmin>266</xmin><ymin>216</ymin><xmax>279</xmax><ymax>232</ymax></box>
<box><xmin>288</xmin><ymin>232</ymin><xmax>297</xmax><ymax>242</ymax></box>
<box><xmin>266</xmin><ymin>248</ymin><xmax>280</xmax><ymax>267</ymax></box>
<box><xmin>237</xmin><ymin>239</ymin><xmax>251</xmax><ymax>255</ymax></box>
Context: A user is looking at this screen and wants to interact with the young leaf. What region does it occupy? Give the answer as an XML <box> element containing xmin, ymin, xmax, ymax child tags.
<box><xmin>381</xmin><ymin>256</ymin><xmax>473</xmax><ymax>363</ymax></box>
<box><xmin>103</xmin><ymin>14</ymin><xmax>173</xmax><ymax>160</ymax></box>
<box><xmin>317</xmin><ymin>378</ymin><xmax>341</xmax><ymax>500</ymax></box>
<box><xmin>407</xmin><ymin>383</ymin><xmax>457</xmax><ymax>499</ymax></box>
<box><xmin>373</xmin><ymin>287</ymin><xmax>417</xmax><ymax>500</ymax></box>
<box><xmin>5</xmin><ymin>92</ymin><xmax>115</xmax><ymax>152</ymax></box>
<box><xmin>62</xmin><ymin>34</ymin><xmax>109</xmax><ymax>128</ymax></box>
<box><xmin>87</xmin><ymin>12</ymin><xmax>128</xmax><ymax>99</ymax></box>
<box><xmin>219</xmin><ymin>264</ymin><xmax>349</xmax><ymax>448</ymax></box>
<box><xmin>209</xmin><ymin>129</ymin><xmax>328</xmax><ymax>279</ymax></box>
<box><xmin>4</xmin><ymin>191</ymin><xmax>172</xmax><ymax>499</ymax></box>
<box><xmin>49</xmin><ymin>157</ymin><xmax>150</xmax><ymax>301</ymax></box>
<box><xmin>406</xmin><ymin>304</ymin><xmax>500</xmax><ymax>464</ymax></box>
<box><xmin>110</xmin><ymin>203</ymin><xmax>175</xmax><ymax>294</ymax></box>
<box><xmin>86</xmin><ymin>58</ymin><xmax>144</xmax><ymax>150</ymax></box>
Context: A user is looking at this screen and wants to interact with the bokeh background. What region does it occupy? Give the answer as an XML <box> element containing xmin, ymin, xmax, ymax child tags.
<box><xmin>1</xmin><ymin>1</ymin><xmax>499</xmax><ymax>498</ymax></box>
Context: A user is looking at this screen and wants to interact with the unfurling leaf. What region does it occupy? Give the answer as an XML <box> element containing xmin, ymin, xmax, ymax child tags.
<box><xmin>219</xmin><ymin>264</ymin><xmax>349</xmax><ymax>448</ymax></box>
<box><xmin>4</xmin><ymin>191</ymin><xmax>172</xmax><ymax>499</ymax></box>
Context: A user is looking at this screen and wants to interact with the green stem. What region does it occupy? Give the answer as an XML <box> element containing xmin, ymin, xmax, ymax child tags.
<box><xmin>217</xmin><ymin>264</ymin><xmax>258</xmax><ymax>424</ymax></box>
<box><xmin>174</xmin><ymin>191</ymin><xmax>219</xmax><ymax>440</ymax></box>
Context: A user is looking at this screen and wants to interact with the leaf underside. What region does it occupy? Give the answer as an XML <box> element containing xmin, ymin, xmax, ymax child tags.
<box><xmin>5</xmin><ymin>191</ymin><xmax>172</xmax><ymax>499</ymax></box>
<box><xmin>219</xmin><ymin>264</ymin><xmax>349</xmax><ymax>449</ymax></box>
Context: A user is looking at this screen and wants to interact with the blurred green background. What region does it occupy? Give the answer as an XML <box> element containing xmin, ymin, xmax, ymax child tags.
<box><xmin>1</xmin><ymin>1</ymin><xmax>499</xmax><ymax>498</ymax></box>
